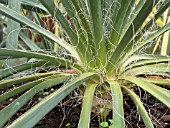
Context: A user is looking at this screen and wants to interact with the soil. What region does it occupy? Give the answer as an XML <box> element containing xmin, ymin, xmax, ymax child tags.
<box><xmin>1</xmin><ymin>86</ymin><xmax>170</xmax><ymax>128</ymax></box>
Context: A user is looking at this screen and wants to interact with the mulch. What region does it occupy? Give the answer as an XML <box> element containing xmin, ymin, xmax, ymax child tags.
<box><xmin>1</xmin><ymin>86</ymin><xmax>170</xmax><ymax>128</ymax></box>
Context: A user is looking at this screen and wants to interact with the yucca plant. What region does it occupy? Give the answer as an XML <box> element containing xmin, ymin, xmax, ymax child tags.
<box><xmin>0</xmin><ymin>0</ymin><xmax>170</xmax><ymax>127</ymax></box>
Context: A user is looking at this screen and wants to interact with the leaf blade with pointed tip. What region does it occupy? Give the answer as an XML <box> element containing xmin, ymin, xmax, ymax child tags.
<box><xmin>0</xmin><ymin>4</ymin><xmax>79</xmax><ymax>60</ymax></box>
<box><xmin>78</xmin><ymin>83</ymin><xmax>97</xmax><ymax>128</ymax></box>
<box><xmin>122</xmin><ymin>76</ymin><xmax>170</xmax><ymax>108</ymax></box>
<box><xmin>122</xmin><ymin>86</ymin><xmax>154</xmax><ymax>128</ymax></box>
<box><xmin>0</xmin><ymin>75</ymin><xmax>72</xmax><ymax>127</ymax></box>
<box><xmin>7</xmin><ymin>73</ymin><xmax>96</xmax><ymax>128</ymax></box>
<box><xmin>108</xmin><ymin>80</ymin><xmax>124</xmax><ymax>128</ymax></box>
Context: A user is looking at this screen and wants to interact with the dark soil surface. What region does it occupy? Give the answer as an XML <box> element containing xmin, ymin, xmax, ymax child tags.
<box><xmin>1</xmin><ymin>86</ymin><xmax>170</xmax><ymax>128</ymax></box>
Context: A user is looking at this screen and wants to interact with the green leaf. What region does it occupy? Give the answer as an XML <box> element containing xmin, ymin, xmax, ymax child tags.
<box><xmin>0</xmin><ymin>48</ymin><xmax>83</xmax><ymax>71</ymax></box>
<box><xmin>0</xmin><ymin>4</ymin><xmax>80</xmax><ymax>60</ymax></box>
<box><xmin>0</xmin><ymin>77</ymin><xmax>46</xmax><ymax>102</ymax></box>
<box><xmin>0</xmin><ymin>71</ymin><xmax>60</xmax><ymax>88</ymax></box>
<box><xmin>135</xmin><ymin>22</ymin><xmax>170</xmax><ymax>53</ymax></box>
<box><xmin>110</xmin><ymin>0</ymin><xmax>131</xmax><ymax>48</ymax></box>
<box><xmin>88</xmin><ymin>0</ymin><xmax>106</xmax><ymax>68</ymax></box>
<box><xmin>102</xmin><ymin>0</ymin><xmax>114</xmax><ymax>33</ymax></box>
<box><xmin>69</xmin><ymin>0</ymin><xmax>93</xmax><ymax>47</ymax></box>
<box><xmin>122</xmin><ymin>56</ymin><xmax>170</xmax><ymax>73</ymax></box>
<box><xmin>68</xmin><ymin>0</ymin><xmax>95</xmax><ymax>60</ymax></box>
<box><xmin>0</xmin><ymin>75</ymin><xmax>72</xmax><ymax>127</ymax></box>
<box><xmin>0</xmin><ymin>60</ymin><xmax>48</xmax><ymax>79</ymax></box>
<box><xmin>106</xmin><ymin>0</ymin><xmax>158</xmax><ymax>73</ymax></box>
<box><xmin>141</xmin><ymin>78</ymin><xmax>170</xmax><ymax>86</ymax></box>
<box><xmin>31</xmin><ymin>12</ymin><xmax>51</xmax><ymax>50</ymax></box>
<box><xmin>61</xmin><ymin>0</ymin><xmax>87</xmax><ymax>49</ymax></box>
<box><xmin>21</xmin><ymin>0</ymin><xmax>48</xmax><ymax>13</ymax></box>
<box><xmin>19</xmin><ymin>31</ymin><xmax>41</xmax><ymax>51</ymax></box>
<box><xmin>121</xmin><ymin>22</ymin><xmax>170</xmax><ymax>65</ymax></box>
<box><xmin>141</xmin><ymin>0</ymin><xmax>170</xmax><ymax>36</ymax></box>
<box><xmin>122</xmin><ymin>76</ymin><xmax>170</xmax><ymax>108</ymax></box>
<box><xmin>7</xmin><ymin>73</ymin><xmax>96</xmax><ymax>128</ymax></box>
<box><xmin>100</xmin><ymin>122</ymin><xmax>109</xmax><ymax>127</ymax></box>
<box><xmin>110</xmin><ymin>0</ymin><xmax>121</xmax><ymax>27</ymax></box>
<box><xmin>6</xmin><ymin>0</ymin><xmax>21</xmax><ymax>66</ymax></box>
<box><xmin>0</xmin><ymin>73</ymin><xmax>67</xmax><ymax>102</ymax></box>
<box><xmin>121</xmin><ymin>54</ymin><xmax>157</xmax><ymax>69</ymax></box>
<box><xmin>129</xmin><ymin>56</ymin><xmax>170</xmax><ymax>67</ymax></box>
<box><xmin>119</xmin><ymin>0</ymin><xmax>147</xmax><ymax>42</ymax></box>
<box><xmin>161</xmin><ymin>11</ymin><xmax>170</xmax><ymax>55</ymax></box>
<box><xmin>38</xmin><ymin>0</ymin><xmax>77</xmax><ymax>46</ymax></box>
<box><xmin>122</xmin><ymin>86</ymin><xmax>154</xmax><ymax>128</ymax></box>
<box><xmin>0</xmin><ymin>0</ymin><xmax>48</xmax><ymax>13</ymax></box>
<box><xmin>108</xmin><ymin>80</ymin><xmax>124</xmax><ymax>128</ymax></box>
<box><xmin>78</xmin><ymin>83</ymin><xmax>97</xmax><ymax>128</ymax></box>
<box><xmin>39</xmin><ymin>0</ymin><xmax>95</xmax><ymax>68</ymax></box>
<box><xmin>124</xmin><ymin>64</ymin><xmax>170</xmax><ymax>76</ymax></box>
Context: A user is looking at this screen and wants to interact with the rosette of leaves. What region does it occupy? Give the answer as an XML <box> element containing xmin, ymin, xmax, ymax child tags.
<box><xmin>0</xmin><ymin>0</ymin><xmax>170</xmax><ymax>128</ymax></box>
